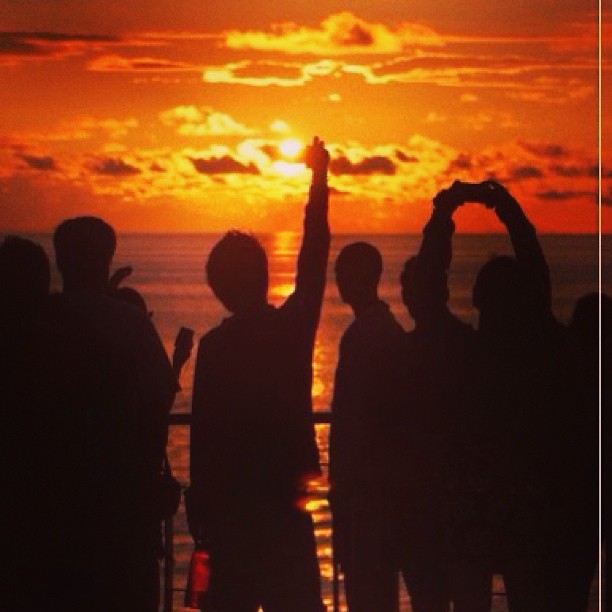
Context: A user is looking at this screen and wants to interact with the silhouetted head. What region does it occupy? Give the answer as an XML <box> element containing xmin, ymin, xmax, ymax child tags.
<box><xmin>53</xmin><ymin>217</ymin><xmax>116</xmax><ymax>291</ymax></box>
<box><xmin>400</xmin><ymin>256</ymin><xmax>449</xmax><ymax>325</ymax></box>
<box><xmin>206</xmin><ymin>231</ymin><xmax>268</xmax><ymax>314</ymax></box>
<box><xmin>472</xmin><ymin>256</ymin><xmax>531</xmax><ymax>335</ymax></box>
<box><xmin>0</xmin><ymin>235</ymin><xmax>50</xmax><ymax>324</ymax></box>
<box><xmin>570</xmin><ymin>292</ymin><xmax>612</xmax><ymax>354</ymax></box>
<box><xmin>335</xmin><ymin>242</ymin><xmax>382</xmax><ymax>310</ymax></box>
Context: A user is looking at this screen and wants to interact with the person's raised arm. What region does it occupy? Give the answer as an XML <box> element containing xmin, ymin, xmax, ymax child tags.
<box><xmin>410</xmin><ymin>183</ymin><xmax>463</xmax><ymax>317</ymax></box>
<box><xmin>291</xmin><ymin>136</ymin><xmax>330</xmax><ymax>314</ymax></box>
<box><xmin>423</xmin><ymin>181</ymin><xmax>463</xmax><ymax>272</ymax></box>
<box><xmin>483</xmin><ymin>180</ymin><xmax>552</xmax><ymax>315</ymax></box>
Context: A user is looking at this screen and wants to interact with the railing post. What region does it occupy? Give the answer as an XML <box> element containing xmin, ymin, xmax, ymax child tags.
<box><xmin>163</xmin><ymin>515</ymin><xmax>175</xmax><ymax>612</ymax></box>
<box><xmin>332</xmin><ymin>555</ymin><xmax>340</xmax><ymax>612</ymax></box>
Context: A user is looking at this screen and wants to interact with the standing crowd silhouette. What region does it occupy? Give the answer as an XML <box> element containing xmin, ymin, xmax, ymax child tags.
<box><xmin>0</xmin><ymin>137</ymin><xmax>603</xmax><ymax>612</ymax></box>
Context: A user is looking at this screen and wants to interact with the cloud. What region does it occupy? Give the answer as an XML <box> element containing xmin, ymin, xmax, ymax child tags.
<box><xmin>550</xmin><ymin>164</ymin><xmax>598</xmax><ymax>178</ymax></box>
<box><xmin>134</xmin><ymin>31</ymin><xmax>222</xmax><ymax>42</ymax></box>
<box><xmin>223</xmin><ymin>12</ymin><xmax>443</xmax><ymax>56</ymax></box>
<box><xmin>189</xmin><ymin>155</ymin><xmax>259</xmax><ymax>175</ymax></box>
<box><xmin>20</xmin><ymin>154</ymin><xmax>56</xmax><ymax>171</ymax></box>
<box><xmin>395</xmin><ymin>150</ymin><xmax>419</xmax><ymax>163</ymax></box>
<box><xmin>270</xmin><ymin>120</ymin><xmax>291</xmax><ymax>134</ymax></box>
<box><xmin>0</xmin><ymin>132</ymin><xmax>602</xmax><ymax>232</ymax></box>
<box><xmin>9</xmin><ymin>116</ymin><xmax>139</xmax><ymax>144</ymax></box>
<box><xmin>519</xmin><ymin>141</ymin><xmax>568</xmax><ymax>158</ymax></box>
<box><xmin>425</xmin><ymin>111</ymin><xmax>447</xmax><ymax>124</ymax></box>
<box><xmin>88</xmin><ymin>54</ymin><xmax>199</xmax><ymax>72</ymax></box>
<box><xmin>80</xmin><ymin>117</ymin><xmax>140</xmax><ymax>139</ymax></box>
<box><xmin>343</xmin><ymin>61</ymin><xmax>592</xmax><ymax>105</ymax></box>
<box><xmin>330</xmin><ymin>155</ymin><xmax>396</xmax><ymax>176</ymax></box>
<box><xmin>536</xmin><ymin>189</ymin><xmax>594</xmax><ymax>200</ymax></box>
<box><xmin>259</xmin><ymin>144</ymin><xmax>281</xmax><ymax>160</ymax></box>
<box><xmin>510</xmin><ymin>165</ymin><xmax>544</xmax><ymax>180</ymax></box>
<box><xmin>159</xmin><ymin>106</ymin><xmax>254</xmax><ymax>136</ymax></box>
<box><xmin>203</xmin><ymin>59</ymin><xmax>315</xmax><ymax>87</ymax></box>
<box><xmin>201</xmin><ymin>54</ymin><xmax>594</xmax><ymax>103</ymax></box>
<box><xmin>0</xmin><ymin>31</ymin><xmax>120</xmax><ymax>65</ymax></box>
<box><xmin>90</xmin><ymin>157</ymin><xmax>141</xmax><ymax>176</ymax></box>
<box><xmin>442</xmin><ymin>145</ymin><xmax>546</xmax><ymax>184</ymax></box>
<box><xmin>449</xmin><ymin>153</ymin><xmax>473</xmax><ymax>171</ymax></box>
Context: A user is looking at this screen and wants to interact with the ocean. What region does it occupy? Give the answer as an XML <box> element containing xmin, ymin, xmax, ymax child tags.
<box><xmin>29</xmin><ymin>232</ymin><xmax>608</xmax><ymax>611</ymax></box>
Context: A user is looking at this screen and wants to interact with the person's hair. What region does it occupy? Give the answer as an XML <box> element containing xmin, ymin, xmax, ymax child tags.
<box><xmin>472</xmin><ymin>255</ymin><xmax>529</xmax><ymax>314</ymax></box>
<box><xmin>334</xmin><ymin>242</ymin><xmax>382</xmax><ymax>307</ymax></box>
<box><xmin>206</xmin><ymin>231</ymin><xmax>268</xmax><ymax>313</ymax></box>
<box><xmin>0</xmin><ymin>235</ymin><xmax>50</xmax><ymax>322</ymax></box>
<box><xmin>53</xmin><ymin>216</ymin><xmax>116</xmax><ymax>288</ymax></box>
<box><xmin>335</xmin><ymin>242</ymin><xmax>382</xmax><ymax>284</ymax></box>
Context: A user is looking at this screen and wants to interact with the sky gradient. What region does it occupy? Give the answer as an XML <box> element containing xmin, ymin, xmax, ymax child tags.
<box><xmin>0</xmin><ymin>1</ymin><xmax>608</xmax><ymax>233</ymax></box>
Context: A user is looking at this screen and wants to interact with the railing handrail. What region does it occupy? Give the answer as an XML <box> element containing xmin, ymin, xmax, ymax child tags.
<box><xmin>163</xmin><ymin>411</ymin><xmax>508</xmax><ymax>611</ymax></box>
<box><xmin>168</xmin><ymin>410</ymin><xmax>332</xmax><ymax>425</ymax></box>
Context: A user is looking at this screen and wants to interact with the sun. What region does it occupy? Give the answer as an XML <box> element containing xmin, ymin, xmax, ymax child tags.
<box><xmin>272</xmin><ymin>160</ymin><xmax>306</xmax><ymax>177</ymax></box>
<box><xmin>279</xmin><ymin>138</ymin><xmax>303</xmax><ymax>159</ymax></box>
<box><xmin>273</xmin><ymin>138</ymin><xmax>307</xmax><ymax>177</ymax></box>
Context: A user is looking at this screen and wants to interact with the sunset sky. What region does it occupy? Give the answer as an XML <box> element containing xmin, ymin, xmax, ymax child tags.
<box><xmin>0</xmin><ymin>1</ymin><xmax>608</xmax><ymax>233</ymax></box>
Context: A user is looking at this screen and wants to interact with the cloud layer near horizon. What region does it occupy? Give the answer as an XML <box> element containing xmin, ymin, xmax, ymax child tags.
<box><xmin>0</xmin><ymin>6</ymin><xmax>605</xmax><ymax>232</ymax></box>
<box><xmin>1</xmin><ymin>106</ymin><xmax>605</xmax><ymax>232</ymax></box>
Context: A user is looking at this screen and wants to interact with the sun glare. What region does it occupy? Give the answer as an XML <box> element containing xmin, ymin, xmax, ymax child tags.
<box><xmin>272</xmin><ymin>160</ymin><xmax>306</xmax><ymax>177</ymax></box>
<box><xmin>279</xmin><ymin>138</ymin><xmax>303</xmax><ymax>159</ymax></box>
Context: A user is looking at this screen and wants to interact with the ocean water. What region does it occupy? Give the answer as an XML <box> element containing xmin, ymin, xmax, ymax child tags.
<box><xmin>29</xmin><ymin>231</ymin><xmax>607</xmax><ymax>611</ymax></box>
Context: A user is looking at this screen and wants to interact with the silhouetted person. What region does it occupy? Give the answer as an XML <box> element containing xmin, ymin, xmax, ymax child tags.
<box><xmin>399</xmin><ymin>251</ymin><xmax>489</xmax><ymax>612</ymax></box>
<box><xmin>0</xmin><ymin>236</ymin><xmax>49</xmax><ymax>325</ymax></box>
<box><xmin>108</xmin><ymin>268</ymin><xmax>194</xmax><ymax>381</ymax></box>
<box><xmin>329</xmin><ymin>242</ymin><xmax>404</xmax><ymax>612</ymax></box>
<box><xmin>0</xmin><ymin>236</ymin><xmax>134</xmax><ymax>611</ymax></box>
<box><xmin>109</xmin><ymin>278</ymin><xmax>192</xmax><ymax>558</ymax></box>
<box><xmin>416</xmin><ymin>179</ymin><xmax>597</xmax><ymax>611</ymax></box>
<box><xmin>188</xmin><ymin>137</ymin><xmax>329</xmax><ymax>612</ymax></box>
<box><xmin>564</xmin><ymin>292</ymin><xmax>608</xmax><ymax>603</ymax></box>
<box><xmin>0</xmin><ymin>236</ymin><xmax>55</xmax><ymax>610</ymax></box>
<box><xmin>53</xmin><ymin>216</ymin><xmax>176</xmax><ymax>612</ymax></box>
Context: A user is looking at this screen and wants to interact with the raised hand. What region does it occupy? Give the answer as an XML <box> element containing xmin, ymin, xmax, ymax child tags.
<box><xmin>172</xmin><ymin>326</ymin><xmax>194</xmax><ymax>379</ymax></box>
<box><xmin>481</xmin><ymin>180</ymin><xmax>522</xmax><ymax>224</ymax></box>
<box><xmin>108</xmin><ymin>265</ymin><xmax>133</xmax><ymax>289</ymax></box>
<box><xmin>432</xmin><ymin>180</ymin><xmax>464</xmax><ymax>218</ymax></box>
<box><xmin>304</xmin><ymin>136</ymin><xmax>329</xmax><ymax>186</ymax></box>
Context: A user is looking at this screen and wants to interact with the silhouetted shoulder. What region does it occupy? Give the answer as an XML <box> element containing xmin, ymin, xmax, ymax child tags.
<box><xmin>341</xmin><ymin>301</ymin><xmax>403</xmax><ymax>350</ymax></box>
<box><xmin>193</xmin><ymin>319</ymin><xmax>234</xmax><ymax>375</ymax></box>
<box><xmin>196</xmin><ymin>319</ymin><xmax>226</xmax><ymax>351</ymax></box>
<box><xmin>59</xmin><ymin>291</ymin><xmax>175</xmax><ymax>391</ymax></box>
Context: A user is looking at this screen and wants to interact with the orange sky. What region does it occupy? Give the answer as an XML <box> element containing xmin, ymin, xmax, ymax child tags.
<box><xmin>0</xmin><ymin>1</ymin><xmax>608</xmax><ymax>233</ymax></box>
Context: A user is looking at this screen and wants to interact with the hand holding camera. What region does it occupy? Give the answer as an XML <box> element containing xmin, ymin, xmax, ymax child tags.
<box><xmin>432</xmin><ymin>180</ymin><xmax>464</xmax><ymax>217</ymax></box>
<box><xmin>450</xmin><ymin>180</ymin><xmax>498</xmax><ymax>208</ymax></box>
<box><xmin>433</xmin><ymin>180</ymin><xmax>520</xmax><ymax>226</ymax></box>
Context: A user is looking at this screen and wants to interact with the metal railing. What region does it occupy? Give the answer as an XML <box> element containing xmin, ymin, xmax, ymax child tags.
<box><xmin>162</xmin><ymin>411</ymin><xmax>336</xmax><ymax>612</ymax></box>
<box><xmin>162</xmin><ymin>412</ymin><xmax>508</xmax><ymax>612</ymax></box>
